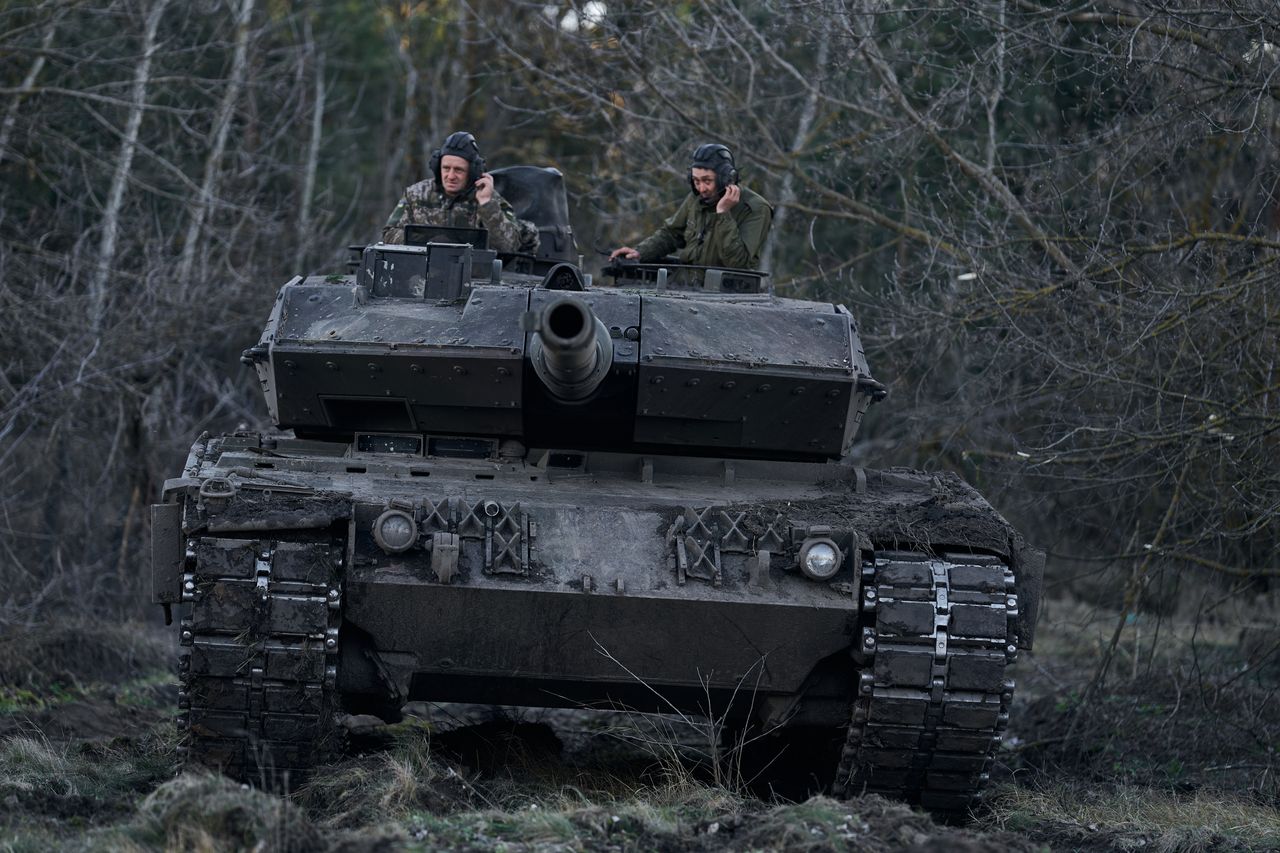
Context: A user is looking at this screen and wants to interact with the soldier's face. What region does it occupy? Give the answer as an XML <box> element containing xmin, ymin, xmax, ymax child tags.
<box><xmin>691</xmin><ymin>168</ymin><xmax>718</xmax><ymax>200</ymax></box>
<box><xmin>440</xmin><ymin>155</ymin><xmax>470</xmax><ymax>195</ymax></box>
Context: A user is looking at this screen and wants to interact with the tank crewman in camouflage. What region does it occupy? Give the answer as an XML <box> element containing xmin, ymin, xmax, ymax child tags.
<box><xmin>610</xmin><ymin>143</ymin><xmax>772</xmax><ymax>269</ymax></box>
<box><xmin>382</xmin><ymin>131</ymin><xmax>540</xmax><ymax>254</ymax></box>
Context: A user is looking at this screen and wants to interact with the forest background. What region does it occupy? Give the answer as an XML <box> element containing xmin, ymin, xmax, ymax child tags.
<box><xmin>0</xmin><ymin>0</ymin><xmax>1276</xmax><ymax>716</ymax></box>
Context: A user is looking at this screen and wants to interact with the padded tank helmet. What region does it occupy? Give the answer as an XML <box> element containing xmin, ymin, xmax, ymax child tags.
<box><xmin>689</xmin><ymin>143</ymin><xmax>739</xmax><ymax>194</ymax></box>
<box><xmin>430</xmin><ymin>131</ymin><xmax>486</xmax><ymax>190</ymax></box>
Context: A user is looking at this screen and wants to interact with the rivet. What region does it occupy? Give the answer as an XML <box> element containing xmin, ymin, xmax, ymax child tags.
<box><xmin>757</xmin><ymin>383</ymin><xmax>772</xmax><ymax>392</ymax></box>
<box><xmin>325</xmin><ymin>361</ymin><xmax>338</xmax><ymax>370</ymax></box>
<box><xmin>454</xmin><ymin>365</ymin><xmax>467</xmax><ymax>375</ymax></box>
<box><xmin>651</xmin><ymin>376</ymin><xmax>664</xmax><ymax>385</ymax></box>
<box><xmin>686</xmin><ymin>378</ymin><xmax>700</xmax><ymax>387</ymax></box>
<box><xmin>722</xmin><ymin>380</ymin><xmax>736</xmax><ymax>389</ymax></box>
<box><xmin>792</xmin><ymin>386</ymin><xmax>806</xmax><ymax>395</ymax></box>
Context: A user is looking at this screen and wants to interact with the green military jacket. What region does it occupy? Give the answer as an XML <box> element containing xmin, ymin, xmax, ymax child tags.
<box><xmin>634</xmin><ymin>185</ymin><xmax>772</xmax><ymax>269</ymax></box>
<box><xmin>382</xmin><ymin>177</ymin><xmax>540</xmax><ymax>254</ymax></box>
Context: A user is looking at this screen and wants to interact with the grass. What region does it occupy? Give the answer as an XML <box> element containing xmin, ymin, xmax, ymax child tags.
<box><xmin>1</xmin><ymin>596</ymin><xmax>1277</xmax><ymax>851</ymax></box>
<box><xmin>0</xmin><ymin>672</ymin><xmax>173</xmax><ymax>716</ymax></box>
<box><xmin>986</xmin><ymin>782</ymin><xmax>1280</xmax><ymax>851</ymax></box>
<box><xmin>0</xmin><ymin>730</ymin><xmax>177</xmax><ymax>851</ymax></box>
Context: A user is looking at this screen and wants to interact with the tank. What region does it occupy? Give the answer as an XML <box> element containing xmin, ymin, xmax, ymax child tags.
<box><xmin>150</xmin><ymin>167</ymin><xmax>1043</xmax><ymax>812</ymax></box>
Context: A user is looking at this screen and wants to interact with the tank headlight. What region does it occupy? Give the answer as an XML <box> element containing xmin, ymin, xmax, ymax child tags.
<box><xmin>372</xmin><ymin>509</ymin><xmax>418</xmax><ymax>553</ymax></box>
<box><xmin>798</xmin><ymin>538</ymin><xmax>842</xmax><ymax>581</ymax></box>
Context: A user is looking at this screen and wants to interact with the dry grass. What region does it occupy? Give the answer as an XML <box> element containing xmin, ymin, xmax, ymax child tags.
<box><xmin>1</xmin><ymin>736</ymin><xmax>82</xmax><ymax>797</ymax></box>
<box><xmin>986</xmin><ymin>783</ymin><xmax>1280</xmax><ymax>851</ymax></box>
<box><xmin>298</xmin><ymin>726</ymin><xmax>478</xmax><ymax>828</ymax></box>
<box><xmin>0</xmin><ymin>730</ymin><xmax>172</xmax><ymax>800</ymax></box>
<box><xmin>136</xmin><ymin>772</ymin><xmax>326</xmax><ymax>853</ymax></box>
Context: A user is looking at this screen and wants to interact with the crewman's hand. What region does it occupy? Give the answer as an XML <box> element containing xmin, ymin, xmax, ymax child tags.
<box><xmin>610</xmin><ymin>246</ymin><xmax>640</xmax><ymax>260</ymax></box>
<box><xmin>716</xmin><ymin>184</ymin><xmax>740</xmax><ymax>214</ymax></box>
<box><xmin>474</xmin><ymin>173</ymin><xmax>494</xmax><ymax>205</ymax></box>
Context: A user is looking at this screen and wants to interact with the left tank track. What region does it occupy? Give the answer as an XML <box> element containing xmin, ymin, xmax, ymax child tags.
<box><xmin>177</xmin><ymin>535</ymin><xmax>344</xmax><ymax>788</ymax></box>
<box><xmin>833</xmin><ymin>550</ymin><xmax>1019</xmax><ymax>812</ymax></box>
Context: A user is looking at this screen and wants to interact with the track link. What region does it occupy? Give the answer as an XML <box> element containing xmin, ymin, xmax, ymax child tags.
<box><xmin>177</xmin><ymin>536</ymin><xmax>344</xmax><ymax>788</ymax></box>
<box><xmin>834</xmin><ymin>551</ymin><xmax>1017</xmax><ymax>812</ymax></box>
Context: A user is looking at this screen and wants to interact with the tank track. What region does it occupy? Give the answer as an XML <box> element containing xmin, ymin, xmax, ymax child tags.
<box><xmin>176</xmin><ymin>535</ymin><xmax>345</xmax><ymax>788</ymax></box>
<box><xmin>833</xmin><ymin>550</ymin><xmax>1018</xmax><ymax>812</ymax></box>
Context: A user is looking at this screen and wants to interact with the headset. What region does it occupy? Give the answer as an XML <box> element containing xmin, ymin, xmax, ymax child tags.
<box><xmin>429</xmin><ymin>131</ymin><xmax>486</xmax><ymax>191</ymax></box>
<box><xmin>688</xmin><ymin>143</ymin><xmax>739</xmax><ymax>195</ymax></box>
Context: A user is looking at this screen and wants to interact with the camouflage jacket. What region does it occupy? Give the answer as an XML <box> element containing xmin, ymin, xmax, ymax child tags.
<box><xmin>381</xmin><ymin>177</ymin><xmax>540</xmax><ymax>254</ymax></box>
<box><xmin>634</xmin><ymin>185</ymin><xmax>772</xmax><ymax>269</ymax></box>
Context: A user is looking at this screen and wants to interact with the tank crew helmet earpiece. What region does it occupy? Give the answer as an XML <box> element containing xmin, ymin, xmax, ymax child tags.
<box><xmin>430</xmin><ymin>131</ymin><xmax>486</xmax><ymax>190</ymax></box>
<box><xmin>689</xmin><ymin>143</ymin><xmax>739</xmax><ymax>194</ymax></box>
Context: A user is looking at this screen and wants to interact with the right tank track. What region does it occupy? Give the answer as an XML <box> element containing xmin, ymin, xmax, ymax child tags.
<box><xmin>833</xmin><ymin>550</ymin><xmax>1019</xmax><ymax>812</ymax></box>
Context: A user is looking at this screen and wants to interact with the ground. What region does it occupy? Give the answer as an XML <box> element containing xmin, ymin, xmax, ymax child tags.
<box><xmin>0</xmin><ymin>597</ymin><xmax>1276</xmax><ymax>852</ymax></box>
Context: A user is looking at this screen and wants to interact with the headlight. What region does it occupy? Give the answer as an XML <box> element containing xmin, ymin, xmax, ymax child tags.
<box><xmin>798</xmin><ymin>538</ymin><xmax>842</xmax><ymax>581</ymax></box>
<box><xmin>372</xmin><ymin>509</ymin><xmax>418</xmax><ymax>553</ymax></box>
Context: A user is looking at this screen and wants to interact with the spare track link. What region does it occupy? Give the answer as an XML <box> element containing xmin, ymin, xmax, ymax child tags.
<box><xmin>177</xmin><ymin>535</ymin><xmax>344</xmax><ymax>788</ymax></box>
<box><xmin>833</xmin><ymin>551</ymin><xmax>1018</xmax><ymax>812</ymax></box>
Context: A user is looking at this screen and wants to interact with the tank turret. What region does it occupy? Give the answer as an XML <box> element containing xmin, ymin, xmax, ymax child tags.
<box><xmin>241</xmin><ymin>239</ymin><xmax>880</xmax><ymax>462</ymax></box>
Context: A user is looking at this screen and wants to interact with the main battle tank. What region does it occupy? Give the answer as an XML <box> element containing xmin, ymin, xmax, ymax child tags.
<box><xmin>150</xmin><ymin>166</ymin><xmax>1043</xmax><ymax>811</ymax></box>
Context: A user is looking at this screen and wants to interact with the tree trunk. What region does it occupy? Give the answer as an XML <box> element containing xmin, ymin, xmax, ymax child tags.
<box><xmin>295</xmin><ymin>13</ymin><xmax>326</xmax><ymax>272</ymax></box>
<box><xmin>176</xmin><ymin>0</ymin><xmax>256</xmax><ymax>290</ymax></box>
<box><xmin>90</xmin><ymin>0</ymin><xmax>170</xmax><ymax>333</ymax></box>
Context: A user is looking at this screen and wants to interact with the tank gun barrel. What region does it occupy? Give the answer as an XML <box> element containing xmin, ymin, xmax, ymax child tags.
<box><xmin>526</xmin><ymin>297</ymin><xmax>613</xmax><ymax>401</ymax></box>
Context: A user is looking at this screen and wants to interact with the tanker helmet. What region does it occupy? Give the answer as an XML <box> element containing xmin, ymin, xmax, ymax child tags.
<box><xmin>430</xmin><ymin>131</ymin><xmax>486</xmax><ymax>191</ymax></box>
<box><xmin>689</xmin><ymin>143</ymin><xmax>738</xmax><ymax>194</ymax></box>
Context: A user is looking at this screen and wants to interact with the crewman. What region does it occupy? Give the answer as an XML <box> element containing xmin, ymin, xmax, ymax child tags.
<box><xmin>382</xmin><ymin>131</ymin><xmax>539</xmax><ymax>253</ymax></box>
<box><xmin>610</xmin><ymin>143</ymin><xmax>772</xmax><ymax>269</ymax></box>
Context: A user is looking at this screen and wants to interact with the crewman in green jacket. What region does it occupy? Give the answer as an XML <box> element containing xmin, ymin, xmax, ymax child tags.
<box><xmin>610</xmin><ymin>143</ymin><xmax>772</xmax><ymax>270</ymax></box>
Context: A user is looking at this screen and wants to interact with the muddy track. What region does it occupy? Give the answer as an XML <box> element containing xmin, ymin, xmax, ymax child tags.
<box><xmin>836</xmin><ymin>550</ymin><xmax>1016</xmax><ymax>811</ymax></box>
<box><xmin>179</xmin><ymin>535</ymin><xmax>345</xmax><ymax>787</ymax></box>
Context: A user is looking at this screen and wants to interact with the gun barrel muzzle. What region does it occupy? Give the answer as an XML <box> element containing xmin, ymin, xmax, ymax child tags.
<box><xmin>530</xmin><ymin>298</ymin><xmax>613</xmax><ymax>401</ymax></box>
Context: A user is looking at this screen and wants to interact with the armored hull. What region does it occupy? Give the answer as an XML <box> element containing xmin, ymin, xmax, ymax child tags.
<box><xmin>156</xmin><ymin>436</ymin><xmax>1039</xmax><ymax>811</ymax></box>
